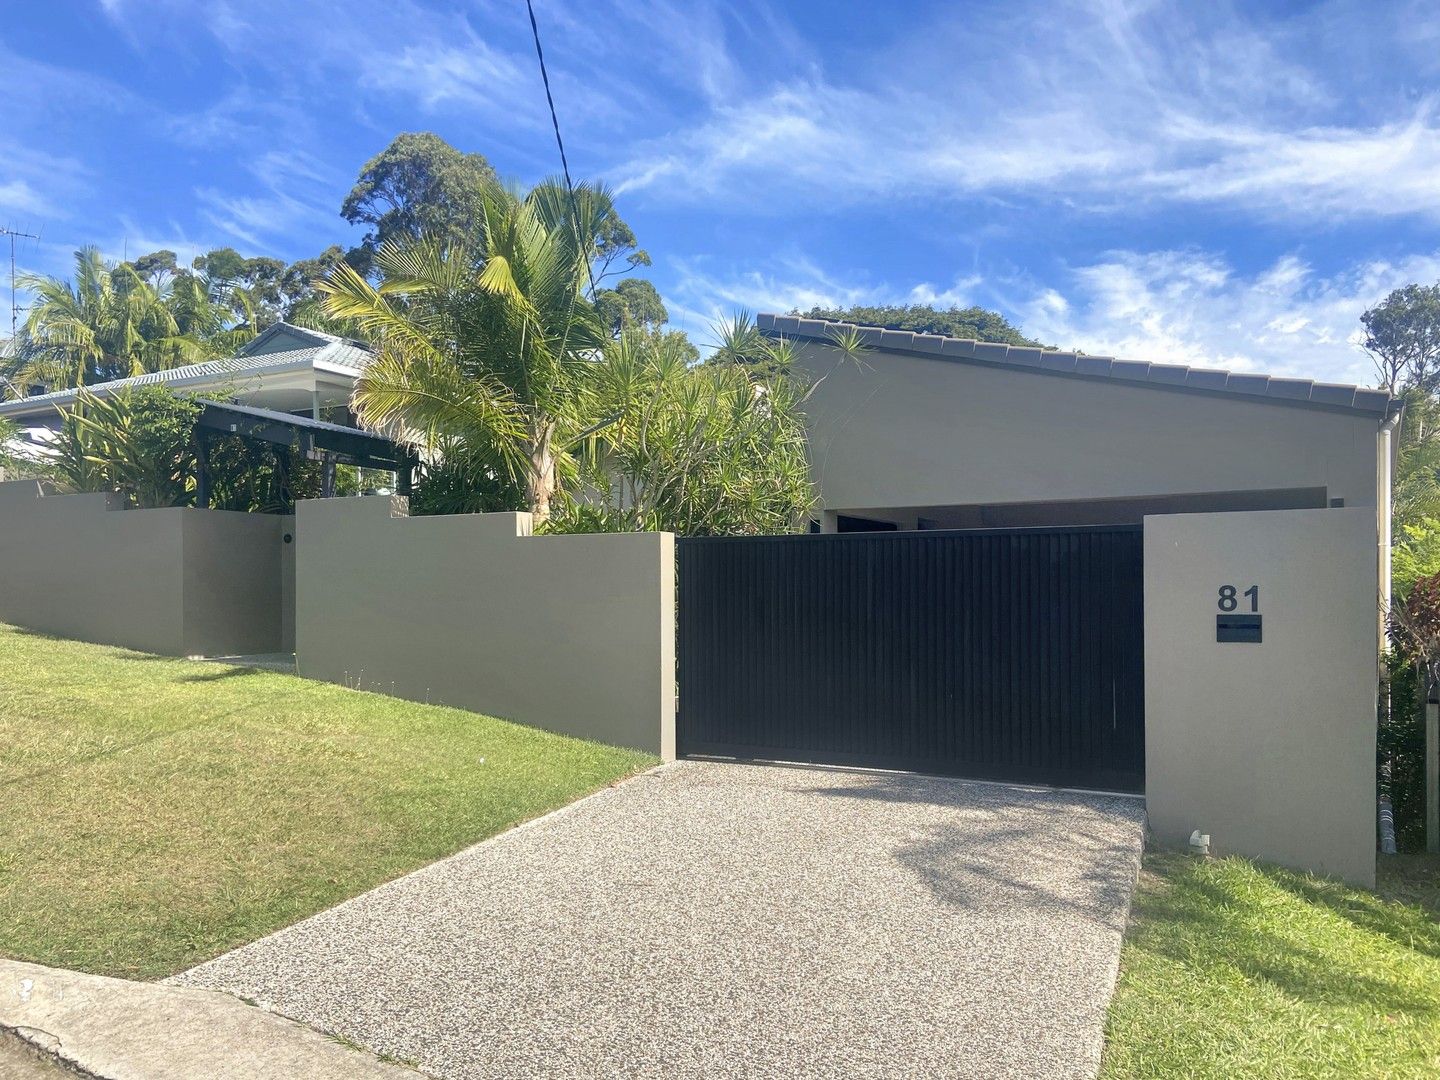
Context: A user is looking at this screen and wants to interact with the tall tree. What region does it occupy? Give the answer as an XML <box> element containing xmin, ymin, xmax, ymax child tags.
<box><xmin>340</xmin><ymin>133</ymin><xmax>499</xmax><ymax>275</ymax></box>
<box><xmin>595</xmin><ymin>278</ymin><xmax>668</xmax><ymax>336</ymax></box>
<box><xmin>10</xmin><ymin>248</ymin><xmax>205</xmax><ymax>391</ymax></box>
<box><xmin>1363</xmin><ymin>284</ymin><xmax>1440</xmax><ymax>393</ymax></box>
<box><xmin>796</xmin><ymin>303</ymin><xmax>1045</xmax><ymax>347</ymax></box>
<box><xmin>320</xmin><ymin>179</ymin><xmax>610</xmax><ymax>523</ymax></box>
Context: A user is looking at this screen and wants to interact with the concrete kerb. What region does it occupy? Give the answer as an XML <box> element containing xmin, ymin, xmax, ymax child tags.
<box><xmin>0</xmin><ymin>959</ymin><xmax>423</xmax><ymax>1080</ymax></box>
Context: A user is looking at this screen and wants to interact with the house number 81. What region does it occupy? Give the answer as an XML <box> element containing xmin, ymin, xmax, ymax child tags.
<box><xmin>1218</xmin><ymin>584</ymin><xmax>1259</xmax><ymax>612</ymax></box>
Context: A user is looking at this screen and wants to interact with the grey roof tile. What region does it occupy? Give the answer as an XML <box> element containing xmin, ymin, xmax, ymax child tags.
<box><xmin>1006</xmin><ymin>347</ymin><xmax>1046</xmax><ymax>369</ymax></box>
<box><xmin>758</xmin><ymin>312</ymin><xmax>1393</xmax><ymax>416</ymax></box>
<box><xmin>1109</xmin><ymin>359</ymin><xmax>1153</xmax><ymax>382</ymax></box>
<box><xmin>1308</xmin><ymin>383</ymin><xmax>1359</xmax><ymax>408</ymax></box>
<box><xmin>1184</xmin><ymin>369</ymin><xmax>1231</xmax><ymax>391</ymax></box>
<box><xmin>970</xmin><ymin>342</ymin><xmax>1010</xmax><ymax>363</ymax></box>
<box><xmin>1264</xmin><ymin>377</ymin><xmax>1314</xmax><ymax>401</ymax></box>
<box><xmin>1225</xmin><ymin>373</ymin><xmax>1271</xmax><ymax>395</ymax></box>
<box><xmin>1353</xmin><ymin>388</ymin><xmax>1392</xmax><ymax>412</ymax></box>
<box><xmin>1146</xmin><ymin>364</ymin><xmax>1191</xmax><ymax>385</ymax></box>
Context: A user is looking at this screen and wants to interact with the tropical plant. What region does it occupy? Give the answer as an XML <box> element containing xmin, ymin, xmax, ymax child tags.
<box><xmin>551</xmin><ymin>326</ymin><xmax>812</xmax><ymax>535</ymax></box>
<box><xmin>320</xmin><ymin>178</ymin><xmax>616</xmax><ymax>524</ymax></box>
<box><xmin>0</xmin><ymin>416</ymin><xmax>26</xmax><ymax>479</ymax></box>
<box><xmin>552</xmin><ymin>316</ymin><xmax>865</xmax><ymax>536</ymax></box>
<box><xmin>48</xmin><ymin>387</ymin><xmax>202</xmax><ymax>508</ymax></box>
<box><xmin>4</xmin><ymin>248</ymin><xmax>250</xmax><ymax>396</ymax></box>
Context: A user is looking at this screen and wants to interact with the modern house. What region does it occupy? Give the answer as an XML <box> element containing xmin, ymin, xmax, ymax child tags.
<box><xmin>739</xmin><ymin>312</ymin><xmax>1395</xmax><ymax>886</ymax></box>
<box><xmin>0</xmin><ymin>308</ymin><xmax>1400</xmax><ymax>887</ymax></box>
<box><xmin>0</xmin><ymin>322</ymin><xmax>371</xmax><ymax>426</ymax></box>
<box><xmin>762</xmin><ymin>312</ymin><xmax>1393</xmax><ymax>551</ymax></box>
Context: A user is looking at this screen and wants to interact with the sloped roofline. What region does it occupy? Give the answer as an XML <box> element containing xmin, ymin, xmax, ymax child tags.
<box><xmin>0</xmin><ymin>325</ymin><xmax>372</xmax><ymax>419</ymax></box>
<box><xmin>757</xmin><ymin>313</ymin><xmax>1395</xmax><ymax>418</ymax></box>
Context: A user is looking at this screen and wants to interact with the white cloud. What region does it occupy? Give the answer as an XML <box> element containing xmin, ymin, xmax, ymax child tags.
<box><xmin>0</xmin><ymin>180</ymin><xmax>56</xmax><ymax>219</ymax></box>
<box><xmin>664</xmin><ymin>245</ymin><xmax>1440</xmax><ymax>385</ymax></box>
<box><xmin>1013</xmin><ymin>249</ymin><xmax>1440</xmax><ymax>384</ymax></box>
<box><xmin>612</xmin><ymin>0</ymin><xmax>1440</xmax><ymax>223</ymax></box>
<box><xmin>661</xmin><ymin>254</ymin><xmax>889</xmax><ymax>345</ymax></box>
<box><xmin>196</xmin><ymin>150</ymin><xmax>337</xmax><ymax>249</ymax></box>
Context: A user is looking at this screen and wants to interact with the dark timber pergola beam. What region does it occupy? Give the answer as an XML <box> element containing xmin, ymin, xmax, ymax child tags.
<box><xmin>190</xmin><ymin>399</ymin><xmax>419</xmax><ymax>509</ymax></box>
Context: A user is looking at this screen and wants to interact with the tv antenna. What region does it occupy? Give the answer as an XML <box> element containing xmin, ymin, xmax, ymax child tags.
<box><xmin>0</xmin><ymin>227</ymin><xmax>39</xmax><ymax>342</ymax></box>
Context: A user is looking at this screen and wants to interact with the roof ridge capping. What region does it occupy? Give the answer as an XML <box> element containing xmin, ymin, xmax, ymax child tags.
<box><xmin>755</xmin><ymin>312</ymin><xmax>1392</xmax><ymax>417</ymax></box>
<box><xmin>238</xmin><ymin>320</ymin><xmax>373</xmax><ymax>358</ymax></box>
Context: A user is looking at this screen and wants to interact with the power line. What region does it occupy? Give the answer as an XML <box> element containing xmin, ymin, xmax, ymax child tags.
<box><xmin>0</xmin><ymin>227</ymin><xmax>38</xmax><ymax>342</ymax></box>
<box><xmin>524</xmin><ymin>0</ymin><xmax>599</xmax><ymax>300</ymax></box>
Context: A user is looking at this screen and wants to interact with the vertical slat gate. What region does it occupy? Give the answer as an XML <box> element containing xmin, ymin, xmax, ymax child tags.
<box><xmin>676</xmin><ymin>526</ymin><xmax>1144</xmax><ymax>793</ymax></box>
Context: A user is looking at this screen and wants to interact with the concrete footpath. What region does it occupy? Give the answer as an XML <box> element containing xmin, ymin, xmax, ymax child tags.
<box><xmin>0</xmin><ymin>958</ymin><xmax>423</xmax><ymax>1079</ymax></box>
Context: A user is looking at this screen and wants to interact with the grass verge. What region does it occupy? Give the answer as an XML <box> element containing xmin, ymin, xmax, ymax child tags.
<box><xmin>1102</xmin><ymin>849</ymin><xmax>1440</xmax><ymax>1079</ymax></box>
<box><xmin>0</xmin><ymin>624</ymin><xmax>656</xmax><ymax>980</ymax></box>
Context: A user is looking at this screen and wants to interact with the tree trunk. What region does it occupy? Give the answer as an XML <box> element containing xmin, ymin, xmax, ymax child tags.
<box><xmin>525</xmin><ymin>420</ymin><xmax>557</xmax><ymax>524</ymax></box>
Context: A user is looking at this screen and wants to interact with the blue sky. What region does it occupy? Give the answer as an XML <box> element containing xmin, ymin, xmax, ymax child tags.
<box><xmin>3</xmin><ymin>0</ymin><xmax>1439</xmax><ymax>384</ymax></box>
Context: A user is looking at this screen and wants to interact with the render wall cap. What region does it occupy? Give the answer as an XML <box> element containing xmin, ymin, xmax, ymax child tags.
<box><xmin>759</xmin><ymin>313</ymin><xmax>1394</xmax><ymax>417</ymax></box>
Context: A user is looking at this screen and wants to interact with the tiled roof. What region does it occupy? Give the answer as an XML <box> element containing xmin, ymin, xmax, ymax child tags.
<box><xmin>757</xmin><ymin>313</ymin><xmax>1394</xmax><ymax>417</ymax></box>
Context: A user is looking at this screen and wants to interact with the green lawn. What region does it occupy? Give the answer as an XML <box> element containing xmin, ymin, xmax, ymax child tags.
<box><xmin>0</xmin><ymin>624</ymin><xmax>655</xmax><ymax>980</ymax></box>
<box><xmin>1102</xmin><ymin>850</ymin><xmax>1440</xmax><ymax>1079</ymax></box>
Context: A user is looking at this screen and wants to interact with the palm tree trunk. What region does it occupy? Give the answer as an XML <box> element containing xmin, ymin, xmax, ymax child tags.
<box><xmin>525</xmin><ymin>420</ymin><xmax>557</xmax><ymax>524</ymax></box>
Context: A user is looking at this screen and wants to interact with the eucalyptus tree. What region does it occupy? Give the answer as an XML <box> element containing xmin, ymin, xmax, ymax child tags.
<box><xmin>320</xmin><ymin>179</ymin><xmax>613</xmax><ymax>523</ymax></box>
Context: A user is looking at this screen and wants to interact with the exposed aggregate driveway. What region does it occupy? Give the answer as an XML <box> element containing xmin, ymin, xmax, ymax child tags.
<box><xmin>176</xmin><ymin>761</ymin><xmax>1145</xmax><ymax>1079</ymax></box>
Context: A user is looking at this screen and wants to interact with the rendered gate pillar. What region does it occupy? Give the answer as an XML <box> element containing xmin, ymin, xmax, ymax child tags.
<box><xmin>1144</xmin><ymin>508</ymin><xmax>1378</xmax><ymax>888</ymax></box>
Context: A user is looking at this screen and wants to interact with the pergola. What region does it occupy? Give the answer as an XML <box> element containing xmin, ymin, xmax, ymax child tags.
<box><xmin>191</xmin><ymin>399</ymin><xmax>419</xmax><ymax>510</ymax></box>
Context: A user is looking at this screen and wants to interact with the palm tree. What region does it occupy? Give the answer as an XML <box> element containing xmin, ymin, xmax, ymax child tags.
<box><xmin>4</xmin><ymin>248</ymin><xmax>237</xmax><ymax>396</ymax></box>
<box><xmin>319</xmin><ymin>179</ymin><xmax>611</xmax><ymax>523</ymax></box>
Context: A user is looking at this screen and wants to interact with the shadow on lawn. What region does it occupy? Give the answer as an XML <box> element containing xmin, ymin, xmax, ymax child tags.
<box><xmin>1135</xmin><ymin>854</ymin><xmax>1440</xmax><ymax>1014</ymax></box>
<box><xmin>175</xmin><ymin>667</ymin><xmax>265</xmax><ymax>683</ymax></box>
<box><xmin>1265</xmin><ymin>860</ymin><xmax>1440</xmax><ymax>961</ymax></box>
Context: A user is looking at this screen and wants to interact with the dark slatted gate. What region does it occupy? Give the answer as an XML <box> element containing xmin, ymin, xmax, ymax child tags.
<box><xmin>676</xmin><ymin>526</ymin><xmax>1144</xmax><ymax>792</ymax></box>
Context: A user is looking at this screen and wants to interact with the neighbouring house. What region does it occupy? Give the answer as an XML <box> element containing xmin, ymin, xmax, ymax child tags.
<box><xmin>0</xmin><ymin>322</ymin><xmax>370</xmax><ymax>426</ymax></box>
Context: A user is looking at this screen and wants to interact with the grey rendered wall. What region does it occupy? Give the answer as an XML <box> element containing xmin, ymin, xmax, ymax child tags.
<box><xmin>797</xmin><ymin>342</ymin><xmax>1381</xmax><ymax>511</ymax></box>
<box><xmin>0</xmin><ymin>480</ymin><xmax>284</xmax><ymax>656</ymax></box>
<box><xmin>1145</xmin><ymin>508</ymin><xmax>1378</xmax><ymax>887</ymax></box>
<box><xmin>295</xmin><ymin>496</ymin><xmax>675</xmax><ymax>756</ymax></box>
<box><xmin>0</xmin><ymin>480</ymin><xmax>185</xmax><ymax>653</ymax></box>
<box><xmin>180</xmin><ymin>509</ymin><xmax>284</xmax><ymax>656</ymax></box>
<box><xmin>279</xmin><ymin>515</ymin><xmax>296</xmax><ymax>652</ymax></box>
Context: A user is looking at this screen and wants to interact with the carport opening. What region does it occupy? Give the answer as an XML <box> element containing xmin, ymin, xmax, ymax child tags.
<box><xmin>828</xmin><ymin>486</ymin><xmax>1328</xmax><ymax>531</ymax></box>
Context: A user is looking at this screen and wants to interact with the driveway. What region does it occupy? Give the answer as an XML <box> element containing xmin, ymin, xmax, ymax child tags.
<box><xmin>176</xmin><ymin>761</ymin><xmax>1145</xmax><ymax>1079</ymax></box>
